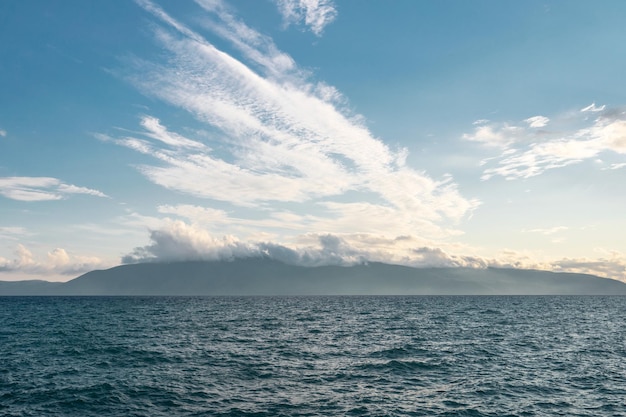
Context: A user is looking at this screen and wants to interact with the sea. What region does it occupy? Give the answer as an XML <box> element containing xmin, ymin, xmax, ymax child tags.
<box><xmin>1</xmin><ymin>296</ymin><xmax>624</xmax><ymax>416</ymax></box>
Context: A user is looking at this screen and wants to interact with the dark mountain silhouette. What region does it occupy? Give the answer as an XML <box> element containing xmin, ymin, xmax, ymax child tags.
<box><xmin>2</xmin><ymin>258</ymin><xmax>626</xmax><ymax>295</ymax></box>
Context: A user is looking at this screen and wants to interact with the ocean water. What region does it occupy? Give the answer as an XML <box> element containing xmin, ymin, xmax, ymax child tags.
<box><xmin>1</xmin><ymin>296</ymin><xmax>625</xmax><ymax>416</ymax></box>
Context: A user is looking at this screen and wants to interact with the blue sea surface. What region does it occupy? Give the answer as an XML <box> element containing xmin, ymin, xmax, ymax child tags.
<box><xmin>1</xmin><ymin>296</ymin><xmax>625</xmax><ymax>416</ymax></box>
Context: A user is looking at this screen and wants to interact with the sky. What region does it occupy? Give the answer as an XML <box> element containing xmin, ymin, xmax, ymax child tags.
<box><xmin>1</xmin><ymin>0</ymin><xmax>626</xmax><ymax>282</ymax></box>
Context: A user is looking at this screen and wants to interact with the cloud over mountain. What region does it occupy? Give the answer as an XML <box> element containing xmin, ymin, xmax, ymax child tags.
<box><xmin>118</xmin><ymin>220</ymin><xmax>626</xmax><ymax>283</ymax></box>
<box><xmin>122</xmin><ymin>220</ymin><xmax>477</xmax><ymax>268</ymax></box>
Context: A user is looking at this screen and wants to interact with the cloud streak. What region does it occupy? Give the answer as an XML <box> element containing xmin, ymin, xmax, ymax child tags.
<box><xmin>464</xmin><ymin>105</ymin><xmax>626</xmax><ymax>180</ymax></box>
<box><xmin>523</xmin><ymin>226</ymin><xmax>568</xmax><ymax>236</ymax></box>
<box><xmin>524</xmin><ymin>115</ymin><xmax>549</xmax><ymax>128</ymax></box>
<box><xmin>0</xmin><ymin>177</ymin><xmax>108</xmax><ymax>202</ymax></box>
<box><xmin>111</xmin><ymin>0</ymin><xmax>477</xmax><ymax>240</ymax></box>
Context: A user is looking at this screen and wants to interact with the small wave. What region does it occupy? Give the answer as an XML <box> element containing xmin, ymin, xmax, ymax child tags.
<box><xmin>357</xmin><ymin>358</ymin><xmax>440</xmax><ymax>372</ymax></box>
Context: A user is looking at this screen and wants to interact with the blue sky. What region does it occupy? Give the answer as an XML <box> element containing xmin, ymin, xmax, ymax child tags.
<box><xmin>2</xmin><ymin>0</ymin><xmax>626</xmax><ymax>282</ymax></box>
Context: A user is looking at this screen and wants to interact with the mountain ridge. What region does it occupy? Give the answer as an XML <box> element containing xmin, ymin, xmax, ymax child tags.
<box><xmin>2</xmin><ymin>257</ymin><xmax>626</xmax><ymax>296</ymax></box>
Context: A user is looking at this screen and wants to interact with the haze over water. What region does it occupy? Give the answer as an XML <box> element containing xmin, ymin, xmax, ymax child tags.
<box><xmin>2</xmin><ymin>295</ymin><xmax>624</xmax><ymax>416</ymax></box>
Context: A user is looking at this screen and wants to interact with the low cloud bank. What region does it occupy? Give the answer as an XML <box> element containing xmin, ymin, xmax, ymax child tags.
<box><xmin>121</xmin><ymin>221</ymin><xmax>626</xmax><ymax>282</ymax></box>
<box><xmin>122</xmin><ymin>221</ymin><xmax>370</xmax><ymax>267</ymax></box>
<box><xmin>0</xmin><ymin>245</ymin><xmax>107</xmax><ymax>278</ymax></box>
<box><xmin>3</xmin><ymin>222</ymin><xmax>624</xmax><ymax>283</ymax></box>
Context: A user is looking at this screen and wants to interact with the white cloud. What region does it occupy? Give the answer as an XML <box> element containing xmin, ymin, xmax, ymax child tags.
<box><xmin>122</xmin><ymin>220</ymin><xmax>260</xmax><ymax>264</ymax></box>
<box><xmin>139</xmin><ymin>116</ymin><xmax>207</xmax><ymax>149</ymax></box>
<box><xmin>464</xmin><ymin>105</ymin><xmax>626</xmax><ymax>180</ymax></box>
<box><xmin>158</xmin><ymin>204</ymin><xmax>231</xmax><ymax>224</ymax></box>
<box><xmin>607</xmin><ymin>162</ymin><xmax>626</xmax><ymax>170</ymax></box>
<box><xmin>0</xmin><ymin>177</ymin><xmax>108</xmax><ymax>201</ymax></box>
<box><xmin>524</xmin><ymin>115</ymin><xmax>549</xmax><ymax>128</ymax></box>
<box><xmin>594</xmin><ymin>118</ymin><xmax>626</xmax><ymax>153</ymax></box>
<box><xmin>158</xmin><ymin>204</ymin><xmax>306</xmax><ymax>235</ymax></box>
<box><xmin>462</xmin><ymin>124</ymin><xmax>523</xmax><ymax>148</ymax></box>
<box><xmin>57</xmin><ymin>184</ymin><xmax>108</xmax><ymax>197</ymax></box>
<box><xmin>112</xmin><ymin>2</ymin><xmax>477</xmax><ymax>239</ymax></box>
<box><xmin>581</xmin><ymin>102</ymin><xmax>606</xmax><ymax>112</ymax></box>
<box><xmin>122</xmin><ymin>220</ymin><xmax>473</xmax><ymax>267</ymax></box>
<box><xmin>193</xmin><ymin>0</ymin><xmax>300</xmax><ymax>79</ymax></box>
<box><xmin>411</xmin><ymin>246</ymin><xmax>488</xmax><ymax>269</ymax></box>
<box><xmin>523</xmin><ymin>226</ymin><xmax>568</xmax><ymax>235</ymax></box>
<box><xmin>0</xmin><ymin>227</ymin><xmax>30</xmax><ymax>242</ymax></box>
<box><xmin>0</xmin><ymin>244</ymin><xmax>106</xmax><ymax>276</ymax></box>
<box><xmin>274</xmin><ymin>0</ymin><xmax>337</xmax><ymax>36</ymax></box>
<box><xmin>0</xmin><ymin>226</ymin><xmax>28</xmax><ymax>235</ymax></box>
<box><xmin>0</xmin><ymin>129</ymin><xmax>6</xmax><ymax>137</ymax></box>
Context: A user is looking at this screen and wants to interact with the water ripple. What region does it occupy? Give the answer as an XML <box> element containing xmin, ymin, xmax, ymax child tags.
<box><xmin>1</xmin><ymin>295</ymin><xmax>625</xmax><ymax>416</ymax></box>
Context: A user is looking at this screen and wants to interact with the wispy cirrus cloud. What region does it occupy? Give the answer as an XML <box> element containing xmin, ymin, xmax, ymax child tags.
<box><xmin>581</xmin><ymin>102</ymin><xmax>605</xmax><ymax>113</ymax></box>
<box><xmin>274</xmin><ymin>0</ymin><xmax>337</xmax><ymax>36</ymax></box>
<box><xmin>192</xmin><ymin>0</ymin><xmax>301</xmax><ymax>79</ymax></box>
<box><xmin>464</xmin><ymin>104</ymin><xmax>626</xmax><ymax>180</ymax></box>
<box><xmin>140</xmin><ymin>116</ymin><xmax>207</xmax><ymax>150</ymax></box>
<box><xmin>0</xmin><ymin>177</ymin><xmax>108</xmax><ymax>202</ymax></box>
<box><xmin>523</xmin><ymin>226</ymin><xmax>568</xmax><ymax>236</ymax></box>
<box><xmin>111</xmin><ymin>0</ymin><xmax>477</xmax><ymax>241</ymax></box>
<box><xmin>524</xmin><ymin>115</ymin><xmax>550</xmax><ymax>128</ymax></box>
<box><xmin>0</xmin><ymin>226</ymin><xmax>30</xmax><ymax>241</ymax></box>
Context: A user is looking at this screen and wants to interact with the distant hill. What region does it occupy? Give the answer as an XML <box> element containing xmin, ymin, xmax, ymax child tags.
<box><xmin>2</xmin><ymin>258</ymin><xmax>626</xmax><ymax>296</ymax></box>
<box><xmin>0</xmin><ymin>279</ymin><xmax>64</xmax><ymax>296</ymax></box>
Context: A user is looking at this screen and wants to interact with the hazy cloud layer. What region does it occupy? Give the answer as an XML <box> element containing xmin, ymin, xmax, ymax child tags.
<box><xmin>0</xmin><ymin>129</ymin><xmax>6</xmax><ymax>137</ymax></box>
<box><xmin>492</xmin><ymin>248</ymin><xmax>626</xmax><ymax>283</ymax></box>
<box><xmin>550</xmin><ymin>256</ymin><xmax>626</xmax><ymax>282</ymax></box>
<box><xmin>0</xmin><ymin>177</ymin><xmax>108</xmax><ymax>201</ymax></box>
<box><xmin>112</xmin><ymin>1</ymin><xmax>477</xmax><ymax>241</ymax></box>
<box><xmin>465</xmin><ymin>105</ymin><xmax>626</xmax><ymax>180</ymax></box>
<box><xmin>0</xmin><ymin>244</ymin><xmax>106</xmax><ymax>276</ymax></box>
<box><xmin>0</xmin><ymin>227</ymin><xmax>29</xmax><ymax>241</ymax></box>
